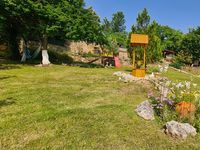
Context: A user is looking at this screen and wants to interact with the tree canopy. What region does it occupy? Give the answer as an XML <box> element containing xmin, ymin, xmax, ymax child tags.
<box><xmin>102</xmin><ymin>11</ymin><xmax>127</xmax><ymax>55</ymax></box>
<box><xmin>156</xmin><ymin>25</ymin><xmax>183</xmax><ymax>53</ymax></box>
<box><xmin>111</xmin><ymin>12</ymin><xmax>126</xmax><ymax>33</ymax></box>
<box><xmin>0</xmin><ymin>0</ymin><xmax>105</xmax><ymax>60</ymax></box>
<box><xmin>128</xmin><ymin>8</ymin><xmax>163</xmax><ymax>63</ymax></box>
<box><xmin>181</xmin><ymin>27</ymin><xmax>200</xmax><ymax>61</ymax></box>
<box><xmin>136</xmin><ymin>8</ymin><xmax>150</xmax><ymax>33</ymax></box>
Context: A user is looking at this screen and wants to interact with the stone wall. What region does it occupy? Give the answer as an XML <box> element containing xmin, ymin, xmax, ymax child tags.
<box><xmin>0</xmin><ymin>40</ymin><xmax>131</xmax><ymax>66</ymax></box>
<box><xmin>118</xmin><ymin>48</ymin><xmax>131</xmax><ymax>66</ymax></box>
<box><xmin>67</xmin><ymin>41</ymin><xmax>102</xmax><ymax>55</ymax></box>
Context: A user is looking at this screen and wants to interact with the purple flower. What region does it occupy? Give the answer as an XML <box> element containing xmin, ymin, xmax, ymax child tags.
<box><xmin>156</xmin><ymin>103</ymin><xmax>163</xmax><ymax>109</ymax></box>
<box><xmin>167</xmin><ymin>99</ymin><xmax>173</xmax><ymax>106</ymax></box>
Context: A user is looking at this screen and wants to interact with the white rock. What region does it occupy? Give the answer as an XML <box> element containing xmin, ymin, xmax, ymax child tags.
<box><xmin>113</xmin><ymin>71</ymin><xmax>142</xmax><ymax>83</ymax></box>
<box><xmin>135</xmin><ymin>100</ymin><xmax>154</xmax><ymax>120</ymax></box>
<box><xmin>113</xmin><ymin>71</ymin><xmax>123</xmax><ymax>77</ymax></box>
<box><xmin>164</xmin><ymin>120</ymin><xmax>197</xmax><ymax>139</ymax></box>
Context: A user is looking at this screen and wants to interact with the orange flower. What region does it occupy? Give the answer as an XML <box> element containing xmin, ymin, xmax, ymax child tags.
<box><xmin>175</xmin><ymin>101</ymin><xmax>196</xmax><ymax>118</ymax></box>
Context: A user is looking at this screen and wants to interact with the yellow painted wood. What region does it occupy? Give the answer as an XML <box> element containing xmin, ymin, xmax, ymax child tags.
<box><xmin>132</xmin><ymin>69</ymin><xmax>146</xmax><ymax>77</ymax></box>
<box><xmin>101</xmin><ymin>52</ymin><xmax>113</xmax><ymax>57</ymax></box>
<box><xmin>143</xmin><ymin>46</ymin><xmax>146</xmax><ymax>68</ymax></box>
<box><xmin>132</xmin><ymin>48</ymin><xmax>135</xmax><ymax>69</ymax></box>
<box><xmin>131</xmin><ymin>34</ymin><xmax>149</xmax><ymax>45</ymax></box>
<box><xmin>131</xmin><ymin>34</ymin><xmax>148</xmax><ymax>78</ymax></box>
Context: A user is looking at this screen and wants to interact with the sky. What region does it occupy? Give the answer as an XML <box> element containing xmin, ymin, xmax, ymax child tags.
<box><xmin>85</xmin><ymin>0</ymin><xmax>200</xmax><ymax>33</ymax></box>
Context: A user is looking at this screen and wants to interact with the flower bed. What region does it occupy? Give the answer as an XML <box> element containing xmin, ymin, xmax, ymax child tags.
<box><xmin>148</xmin><ymin>79</ymin><xmax>200</xmax><ymax>131</ymax></box>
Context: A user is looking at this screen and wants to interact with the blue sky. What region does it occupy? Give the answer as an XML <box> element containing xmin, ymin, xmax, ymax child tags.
<box><xmin>85</xmin><ymin>0</ymin><xmax>200</xmax><ymax>33</ymax></box>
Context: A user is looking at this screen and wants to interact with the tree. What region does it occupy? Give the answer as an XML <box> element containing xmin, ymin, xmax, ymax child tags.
<box><xmin>156</xmin><ymin>25</ymin><xmax>183</xmax><ymax>53</ymax></box>
<box><xmin>111</xmin><ymin>12</ymin><xmax>126</xmax><ymax>33</ymax></box>
<box><xmin>181</xmin><ymin>27</ymin><xmax>200</xmax><ymax>61</ymax></box>
<box><xmin>128</xmin><ymin>9</ymin><xmax>162</xmax><ymax>63</ymax></box>
<box><xmin>127</xmin><ymin>8</ymin><xmax>151</xmax><ymax>56</ymax></box>
<box><xmin>146</xmin><ymin>21</ymin><xmax>163</xmax><ymax>63</ymax></box>
<box><xmin>0</xmin><ymin>16</ymin><xmax>6</xmax><ymax>43</ymax></box>
<box><xmin>135</xmin><ymin>8</ymin><xmax>150</xmax><ymax>33</ymax></box>
<box><xmin>0</xmin><ymin>0</ymin><xmax>105</xmax><ymax>62</ymax></box>
<box><xmin>102</xmin><ymin>11</ymin><xmax>127</xmax><ymax>54</ymax></box>
<box><xmin>102</xmin><ymin>18</ymin><xmax>112</xmax><ymax>33</ymax></box>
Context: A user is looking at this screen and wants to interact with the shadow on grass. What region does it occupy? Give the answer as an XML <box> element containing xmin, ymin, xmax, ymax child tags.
<box><xmin>124</xmin><ymin>69</ymin><xmax>132</xmax><ymax>73</ymax></box>
<box><xmin>0</xmin><ymin>59</ymin><xmax>22</xmax><ymax>70</ymax></box>
<box><xmin>0</xmin><ymin>59</ymin><xmax>40</xmax><ymax>69</ymax></box>
<box><xmin>0</xmin><ymin>76</ymin><xmax>16</xmax><ymax>80</ymax></box>
<box><xmin>0</xmin><ymin>98</ymin><xmax>15</xmax><ymax>108</ymax></box>
<box><xmin>0</xmin><ymin>57</ymin><xmax>104</xmax><ymax>69</ymax></box>
<box><xmin>0</xmin><ymin>64</ymin><xmax>21</xmax><ymax>70</ymax></box>
<box><xmin>73</xmin><ymin>61</ymin><xmax>104</xmax><ymax>68</ymax></box>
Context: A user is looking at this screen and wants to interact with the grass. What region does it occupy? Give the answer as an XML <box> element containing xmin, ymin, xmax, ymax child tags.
<box><xmin>0</xmin><ymin>63</ymin><xmax>200</xmax><ymax>149</ymax></box>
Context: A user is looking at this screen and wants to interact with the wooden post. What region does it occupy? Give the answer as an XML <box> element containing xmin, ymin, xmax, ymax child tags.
<box><xmin>132</xmin><ymin>48</ymin><xmax>135</xmax><ymax>69</ymax></box>
<box><xmin>143</xmin><ymin>45</ymin><xmax>146</xmax><ymax>68</ymax></box>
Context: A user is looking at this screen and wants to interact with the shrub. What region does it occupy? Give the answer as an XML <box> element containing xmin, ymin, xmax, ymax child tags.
<box><xmin>169</xmin><ymin>61</ymin><xmax>184</xmax><ymax>69</ymax></box>
<box><xmin>169</xmin><ymin>51</ymin><xmax>193</xmax><ymax>69</ymax></box>
<box><xmin>175</xmin><ymin>51</ymin><xmax>192</xmax><ymax>65</ymax></box>
<box><xmin>146</xmin><ymin>66</ymin><xmax>160</xmax><ymax>74</ymax></box>
<box><xmin>82</xmin><ymin>52</ymin><xmax>99</xmax><ymax>58</ymax></box>
<box><xmin>48</xmin><ymin>50</ymin><xmax>73</xmax><ymax>64</ymax></box>
<box><xmin>0</xmin><ymin>50</ymin><xmax>8</xmax><ymax>58</ymax></box>
<box><xmin>194</xmin><ymin>107</ymin><xmax>200</xmax><ymax>132</ymax></box>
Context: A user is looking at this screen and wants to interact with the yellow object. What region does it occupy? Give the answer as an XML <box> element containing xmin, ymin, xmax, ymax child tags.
<box><xmin>132</xmin><ymin>69</ymin><xmax>146</xmax><ymax>77</ymax></box>
<box><xmin>131</xmin><ymin>34</ymin><xmax>149</xmax><ymax>78</ymax></box>
<box><xmin>131</xmin><ymin>34</ymin><xmax>149</xmax><ymax>45</ymax></box>
<box><xmin>101</xmin><ymin>52</ymin><xmax>113</xmax><ymax>57</ymax></box>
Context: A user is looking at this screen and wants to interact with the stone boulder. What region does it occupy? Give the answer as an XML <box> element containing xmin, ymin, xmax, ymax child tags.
<box><xmin>135</xmin><ymin>100</ymin><xmax>154</xmax><ymax>120</ymax></box>
<box><xmin>113</xmin><ymin>71</ymin><xmax>141</xmax><ymax>83</ymax></box>
<box><xmin>164</xmin><ymin>120</ymin><xmax>197</xmax><ymax>139</ymax></box>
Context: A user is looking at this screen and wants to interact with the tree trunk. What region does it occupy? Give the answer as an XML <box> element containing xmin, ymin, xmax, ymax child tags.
<box><xmin>41</xmin><ymin>36</ymin><xmax>50</xmax><ymax>65</ymax></box>
<box><xmin>41</xmin><ymin>36</ymin><xmax>48</xmax><ymax>50</ymax></box>
<box><xmin>8</xmin><ymin>25</ymin><xmax>20</xmax><ymax>60</ymax></box>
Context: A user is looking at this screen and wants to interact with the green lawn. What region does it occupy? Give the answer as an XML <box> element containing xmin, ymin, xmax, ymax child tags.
<box><xmin>0</xmin><ymin>64</ymin><xmax>200</xmax><ymax>149</ymax></box>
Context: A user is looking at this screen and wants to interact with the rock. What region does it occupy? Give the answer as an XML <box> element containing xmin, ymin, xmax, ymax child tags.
<box><xmin>113</xmin><ymin>71</ymin><xmax>123</xmax><ymax>77</ymax></box>
<box><xmin>113</xmin><ymin>71</ymin><xmax>142</xmax><ymax>83</ymax></box>
<box><xmin>135</xmin><ymin>100</ymin><xmax>154</xmax><ymax>120</ymax></box>
<box><xmin>164</xmin><ymin>120</ymin><xmax>197</xmax><ymax>139</ymax></box>
<box><xmin>120</xmin><ymin>74</ymin><xmax>135</xmax><ymax>83</ymax></box>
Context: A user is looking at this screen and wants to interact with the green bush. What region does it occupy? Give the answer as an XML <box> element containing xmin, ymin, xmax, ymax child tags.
<box><xmin>82</xmin><ymin>52</ymin><xmax>99</xmax><ymax>58</ymax></box>
<box><xmin>0</xmin><ymin>50</ymin><xmax>8</xmax><ymax>58</ymax></box>
<box><xmin>146</xmin><ymin>66</ymin><xmax>160</xmax><ymax>74</ymax></box>
<box><xmin>193</xmin><ymin>106</ymin><xmax>200</xmax><ymax>132</ymax></box>
<box><xmin>169</xmin><ymin>50</ymin><xmax>192</xmax><ymax>69</ymax></box>
<box><xmin>169</xmin><ymin>61</ymin><xmax>184</xmax><ymax>69</ymax></box>
<box><xmin>77</xmin><ymin>62</ymin><xmax>103</xmax><ymax>68</ymax></box>
<box><xmin>48</xmin><ymin>50</ymin><xmax>73</xmax><ymax>64</ymax></box>
<box><xmin>175</xmin><ymin>51</ymin><xmax>192</xmax><ymax>65</ymax></box>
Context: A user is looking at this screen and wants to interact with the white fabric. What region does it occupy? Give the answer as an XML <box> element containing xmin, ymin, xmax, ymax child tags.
<box><xmin>21</xmin><ymin>52</ymin><xmax>26</xmax><ymax>62</ymax></box>
<box><xmin>42</xmin><ymin>50</ymin><xmax>51</xmax><ymax>65</ymax></box>
<box><xmin>32</xmin><ymin>45</ymin><xmax>41</xmax><ymax>59</ymax></box>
